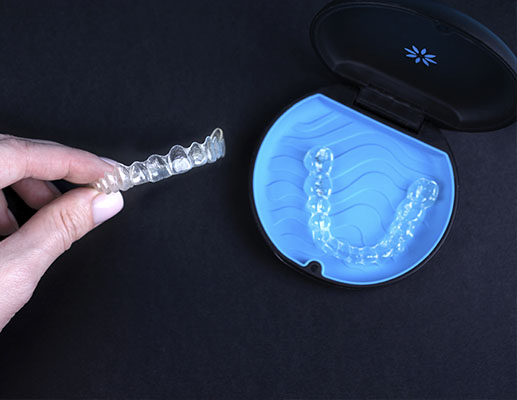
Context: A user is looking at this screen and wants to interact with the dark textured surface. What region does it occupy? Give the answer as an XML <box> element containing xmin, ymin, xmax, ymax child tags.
<box><xmin>0</xmin><ymin>0</ymin><xmax>515</xmax><ymax>398</ymax></box>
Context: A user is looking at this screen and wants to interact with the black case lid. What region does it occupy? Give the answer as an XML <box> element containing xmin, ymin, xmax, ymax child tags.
<box><xmin>310</xmin><ymin>0</ymin><xmax>517</xmax><ymax>131</ymax></box>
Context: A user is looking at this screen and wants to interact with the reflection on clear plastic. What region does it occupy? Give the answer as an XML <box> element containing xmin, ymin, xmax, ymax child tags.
<box><xmin>91</xmin><ymin>128</ymin><xmax>225</xmax><ymax>194</ymax></box>
<box><xmin>304</xmin><ymin>146</ymin><xmax>439</xmax><ymax>266</ymax></box>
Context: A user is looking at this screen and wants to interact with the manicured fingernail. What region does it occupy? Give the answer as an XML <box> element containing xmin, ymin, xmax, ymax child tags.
<box><xmin>92</xmin><ymin>191</ymin><xmax>124</xmax><ymax>225</ymax></box>
<box><xmin>100</xmin><ymin>157</ymin><xmax>119</xmax><ymax>166</ymax></box>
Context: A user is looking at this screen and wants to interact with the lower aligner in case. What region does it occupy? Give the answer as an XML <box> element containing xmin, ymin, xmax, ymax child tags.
<box><xmin>91</xmin><ymin>128</ymin><xmax>225</xmax><ymax>194</ymax></box>
<box><xmin>303</xmin><ymin>146</ymin><xmax>439</xmax><ymax>266</ymax></box>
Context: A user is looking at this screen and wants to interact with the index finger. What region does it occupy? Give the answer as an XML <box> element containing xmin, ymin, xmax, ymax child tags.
<box><xmin>0</xmin><ymin>135</ymin><xmax>113</xmax><ymax>188</ymax></box>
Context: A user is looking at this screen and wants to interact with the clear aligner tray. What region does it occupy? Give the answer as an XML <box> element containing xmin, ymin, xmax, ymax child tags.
<box><xmin>252</xmin><ymin>94</ymin><xmax>455</xmax><ymax>286</ymax></box>
<box><xmin>92</xmin><ymin>128</ymin><xmax>225</xmax><ymax>194</ymax></box>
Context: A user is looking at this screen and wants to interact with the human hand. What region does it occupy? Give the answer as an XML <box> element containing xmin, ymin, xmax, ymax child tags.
<box><xmin>0</xmin><ymin>135</ymin><xmax>124</xmax><ymax>332</ymax></box>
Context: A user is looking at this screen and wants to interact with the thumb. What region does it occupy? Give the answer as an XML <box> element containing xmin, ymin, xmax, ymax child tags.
<box><xmin>0</xmin><ymin>188</ymin><xmax>123</xmax><ymax>330</ymax></box>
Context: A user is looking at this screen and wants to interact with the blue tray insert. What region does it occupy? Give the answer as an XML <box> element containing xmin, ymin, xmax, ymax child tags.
<box><xmin>252</xmin><ymin>94</ymin><xmax>455</xmax><ymax>285</ymax></box>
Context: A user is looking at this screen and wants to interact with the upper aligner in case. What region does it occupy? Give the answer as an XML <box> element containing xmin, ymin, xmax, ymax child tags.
<box><xmin>303</xmin><ymin>146</ymin><xmax>439</xmax><ymax>266</ymax></box>
<box><xmin>91</xmin><ymin>128</ymin><xmax>226</xmax><ymax>194</ymax></box>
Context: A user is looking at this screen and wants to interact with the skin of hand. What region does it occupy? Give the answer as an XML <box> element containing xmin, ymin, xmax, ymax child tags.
<box><xmin>0</xmin><ymin>134</ymin><xmax>124</xmax><ymax>332</ymax></box>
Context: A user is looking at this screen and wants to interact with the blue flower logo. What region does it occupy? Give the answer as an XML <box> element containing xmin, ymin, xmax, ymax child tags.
<box><xmin>404</xmin><ymin>45</ymin><xmax>437</xmax><ymax>67</ymax></box>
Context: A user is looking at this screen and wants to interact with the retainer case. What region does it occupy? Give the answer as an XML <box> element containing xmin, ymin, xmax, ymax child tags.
<box><xmin>251</xmin><ymin>0</ymin><xmax>517</xmax><ymax>287</ymax></box>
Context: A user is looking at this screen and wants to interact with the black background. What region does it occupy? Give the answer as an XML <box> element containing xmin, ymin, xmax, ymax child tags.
<box><xmin>0</xmin><ymin>0</ymin><xmax>515</xmax><ymax>399</ymax></box>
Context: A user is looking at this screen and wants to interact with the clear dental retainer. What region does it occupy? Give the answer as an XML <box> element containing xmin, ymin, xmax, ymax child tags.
<box><xmin>92</xmin><ymin>128</ymin><xmax>225</xmax><ymax>194</ymax></box>
<box><xmin>304</xmin><ymin>146</ymin><xmax>439</xmax><ymax>265</ymax></box>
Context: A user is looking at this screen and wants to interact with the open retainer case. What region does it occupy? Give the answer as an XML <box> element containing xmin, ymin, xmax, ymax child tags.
<box><xmin>251</xmin><ymin>0</ymin><xmax>517</xmax><ymax>287</ymax></box>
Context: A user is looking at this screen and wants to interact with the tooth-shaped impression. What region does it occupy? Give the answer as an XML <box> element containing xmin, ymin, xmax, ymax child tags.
<box><xmin>168</xmin><ymin>145</ymin><xmax>191</xmax><ymax>174</ymax></box>
<box><xmin>91</xmin><ymin>128</ymin><xmax>226</xmax><ymax>194</ymax></box>
<box><xmin>188</xmin><ymin>142</ymin><xmax>207</xmax><ymax>166</ymax></box>
<box><xmin>304</xmin><ymin>146</ymin><xmax>439</xmax><ymax>266</ymax></box>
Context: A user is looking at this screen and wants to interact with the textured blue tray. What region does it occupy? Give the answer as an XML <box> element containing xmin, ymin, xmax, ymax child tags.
<box><xmin>252</xmin><ymin>94</ymin><xmax>455</xmax><ymax>285</ymax></box>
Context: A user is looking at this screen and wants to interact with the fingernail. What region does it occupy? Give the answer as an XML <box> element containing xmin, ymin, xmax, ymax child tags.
<box><xmin>100</xmin><ymin>157</ymin><xmax>119</xmax><ymax>167</ymax></box>
<box><xmin>0</xmin><ymin>209</ymin><xmax>19</xmax><ymax>235</ymax></box>
<box><xmin>45</xmin><ymin>181</ymin><xmax>62</xmax><ymax>198</ymax></box>
<box><xmin>92</xmin><ymin>191</ymin><xmax>124</xmax><ymax>225</ymax></box>
<box><xmin>7</xmin><ymin>209</ymin><xmax>19</xmax><ymax>230</ymax></box>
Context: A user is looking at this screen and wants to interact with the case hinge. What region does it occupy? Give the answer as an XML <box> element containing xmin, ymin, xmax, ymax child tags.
<box><xmin>354</xmin><ymin>86</ymin><xmax>424</xmax><ymax>132</ymax></box>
